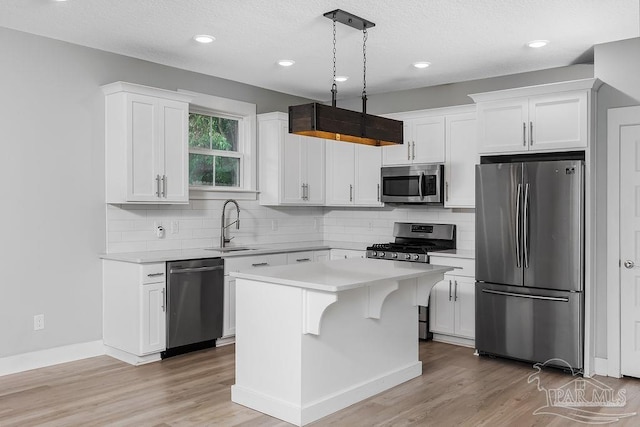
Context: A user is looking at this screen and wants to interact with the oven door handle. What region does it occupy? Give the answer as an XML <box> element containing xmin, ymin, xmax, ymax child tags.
<box><xmin>170</xmin><ymin>265</ymin><xmax>223</xmax><ymax>274</ymax></box>
<box><xmin>418</xmin><ymin>172</ymin><xmax>424</xmax><ymax>200</ymax></box>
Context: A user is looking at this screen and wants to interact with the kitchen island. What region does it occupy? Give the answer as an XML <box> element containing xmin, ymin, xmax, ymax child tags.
<box><xmin>230</xmin><ymin>258</ymin><xmax>453</xmax><ymax>426</ymax></box>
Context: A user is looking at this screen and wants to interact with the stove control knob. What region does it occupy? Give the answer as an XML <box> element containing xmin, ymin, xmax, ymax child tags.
<box><xmin>392</xmin><ymin>253</ymin><xmax>398</xmax><ymax>258</ymax></box>
<box><xmin>413</xmin><ymin>254</ymin><xmax>420</xmax><ymax>261</ymax></box>
<box><xmin>405</xmin><ymin>254</ymin><xmax>412</xmax><ymax>260</ymax></box>
<box><xmin>379</xmin><ymin>252</ymin><xmax>385</xmax><ymax>257</ymax></box>
<box><xmin>371</xmin><ymin>251</ymin><xmax>377</xmax><ymax>257</ymax></box>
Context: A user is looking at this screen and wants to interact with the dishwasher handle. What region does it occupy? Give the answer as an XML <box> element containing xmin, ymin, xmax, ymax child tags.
<box><xmin>169</xmin><ymin>265</ymin><xmax>224</xmax><ymax>274</ymax></box>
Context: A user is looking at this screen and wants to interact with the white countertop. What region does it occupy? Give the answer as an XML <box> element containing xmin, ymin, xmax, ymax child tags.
<box><xmin>231</xmin><ymin>258</ymin><xmax>454</xmax><ymax>292</ymax></box>
<box><xmin>428</xmin><ymin>249</ymin><xmax>475</xmax><ymax>259</ymax></box>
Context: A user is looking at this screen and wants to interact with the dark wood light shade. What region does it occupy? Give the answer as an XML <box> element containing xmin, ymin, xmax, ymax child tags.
<box><xmin>289</xmin><ymin>103</ymin><xmax>404</xmax><ymax>147</ymax></box>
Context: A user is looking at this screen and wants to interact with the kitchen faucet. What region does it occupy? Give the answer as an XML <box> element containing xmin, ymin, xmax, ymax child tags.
<box><xmin>220</xmin><ymin>199</ymin><xmax>240</xmax><ymax>248</ymax></box>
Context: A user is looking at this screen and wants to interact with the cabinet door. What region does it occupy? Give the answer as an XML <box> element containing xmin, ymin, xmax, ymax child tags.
<box><xmin>140</xmin><ymin>282</ymin><xmax>166</xmax><ymax>355</ymax></box>
<box><xmin>429</xmin><ymin>277</ymin><xmax>455</xmax><ymax>335</ymax></box>
<box><xmin>303</xmin><ymin>136</ymin><xmax>325</xmax><ymax>204</ymax></box>
<box><xmin>477</xmin><ymin>99</ymin><xmax>529</xmax><ymax>154</ymax></box>
<box><xmin>354</xmin><ymin>144</ymin><xmax>383</xmax><ymax>206</ymax></box>
<box><xmin>127</xmin><ymin>94</ymin><xmax>160</xmax><ymax>202</ymax></box>
<box><xmin>382</xmin><ymin>119</ymin><xmax>412</xmax><ymax>165</ymax></box>
<box><xmin>528</xmin><ymin>91</ymin><xmax>588</xmax><ymax>151</ymax></box>
<box><xmin>281</xmin><ymin>130</ymin><xmax>304</xmax><ymax>204</ymax></box>
<box><xmin>412</xmin><ymin>115</ymin><xmax>445</xmax><ymax>163</ymax></box>
<box><xmin>159</xmin><ymin>99</ymin><xmax>189</xmax><ymax>203</ymax></box>
<box><xmin>445</xmin><ymin>113</ymin><xmax>477</xmax><ymax>208</ymax></box>
<box><xmin>314</xmin><ymin>250</ymin><xmax>330</xmax><ymax>262</ymax></box>
<box><xmin>223</xmin><ymin>276</ymin><xmax>236</xmax><ymax>337</ymax></box>
<box><xmin>326</xmin><ymin>141</ymin><xmax>355</xmax><ymax>205</ymax></box>
<box><xmin>453</xmin><ymin>276</ymin><xmax>475</xmax><ymax>339</ymax></box>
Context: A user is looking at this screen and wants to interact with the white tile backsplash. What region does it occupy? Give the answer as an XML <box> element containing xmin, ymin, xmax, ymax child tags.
<box><xmin>106</xmin><ymin>200</ymin><xmax>475</xmax><ymax>253</ymax></box>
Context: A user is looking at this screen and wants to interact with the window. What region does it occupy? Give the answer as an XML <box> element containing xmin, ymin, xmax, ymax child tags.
<box><xmin>188</xmin><ymin>112</ymin><xmax>242</xmax><ymax>188</ymax></box>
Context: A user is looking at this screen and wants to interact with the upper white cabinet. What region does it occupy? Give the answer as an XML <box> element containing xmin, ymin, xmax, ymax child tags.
<box><xmin>326</xmin><ymin>141</ymin><xmax>383</xmax><ymax>207</ymax></box>
<box><xmin>470</xmin><ymin>79</ymin><xmax>599</xmax><ymax>155</ymax></box>
<box><xmin>258</xmin><ymin>112</ymin><xmax>325</xmax><ymax>206</ymax></box>
<box><xmin>444</xmin><ymin>110</ymin><xmax>478</xmax><ymax>208</ymax></box>
<box><xmin>103</xmin><ymin>82</ymin><xmax>191</xmax><ymax>204</ymax></box>
<box><xmin>382</xmin><ymin>112</ymin><xmax>445</xmax><ymax>165</ymax></box>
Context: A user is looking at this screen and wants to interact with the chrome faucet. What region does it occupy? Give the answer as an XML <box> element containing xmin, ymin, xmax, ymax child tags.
<box><xmin>220</xmin><ymin>199</ymin><xmax>240</xmax><ymax>248</ymax></box>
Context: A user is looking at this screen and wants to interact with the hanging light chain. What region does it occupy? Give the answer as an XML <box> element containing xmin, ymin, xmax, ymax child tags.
<box><xmin>331</xmin><ymin>15</ymin><xmax>337</xmax><ymax>107</ymax></box>
<box><xmin>362</xmin><ymin>26</ymin><xmax>368</xmax><ymax>98</ymax></box>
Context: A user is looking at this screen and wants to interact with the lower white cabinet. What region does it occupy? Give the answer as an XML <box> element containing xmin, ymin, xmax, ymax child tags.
<box><xmin>103</xmin><ymin>260</ymin><xmax>167</xmax><ymax>358</ymax></box>
<box><xmin>330</xmin><ymin>249</ymin><xmax>365</xmax><ymax>260</ymax></box>
<box><xmin>429</xmin><ymin>274</ymin><xmax>475</xmax><ymax>339</ymax></box>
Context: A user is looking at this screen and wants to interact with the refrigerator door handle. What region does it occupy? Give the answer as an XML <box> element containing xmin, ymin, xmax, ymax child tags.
<box><xmin>515</xmin><ymin>183</ymin><xmax>522</xmax><ymax>268</ymax></box>
<box><xmin>481</xmin><ymin>289</ymin><xmax>569</xmax><ymax>302</ymax></box>
<box><xmin>523</xmin><ymin>182</ymin><xmax>530</xmax><ymax>269</ymax></box>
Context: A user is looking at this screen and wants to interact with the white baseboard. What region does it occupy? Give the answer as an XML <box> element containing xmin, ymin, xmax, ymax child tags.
<box><xmin>104</xmin><ymin>346</ymin><xmax>161</xmax><ymax>366</ymax></box>
<box><xmin>0</xmin><ymin>340</ymin><xmax>105</xmax><ymax>377</ymax></box>
<box><xmin>232</xmin><ymin>362</ymin><xmax>422</xmax><ymax>426</ymax></box>
<box><xmin>594</xmin><ymin>357</ymin><xmax>608</xmax><ymax>376</ymax></box>
<box><xmin>432</xmin><ymin>334</ymin><xmax>475</xmax><ymax>348</ymax></box>
<box><xmin>216</xmin><ymin>335</ymin><xmax>236</xmax><ymax>347</ymax></box>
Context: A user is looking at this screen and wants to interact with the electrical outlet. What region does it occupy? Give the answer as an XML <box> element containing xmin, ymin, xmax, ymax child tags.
<box><xmin>171</xmin><ymin>220</ymin><xmax>179</xmax><ymax>234</ymax></box>
<box><xmin>34</xmin><ymin>314</ymin><xmax>44</xmax><ymax>331</ymax></box>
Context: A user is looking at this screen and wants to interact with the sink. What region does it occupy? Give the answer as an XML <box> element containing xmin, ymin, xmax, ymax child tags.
<box><xmin>204</xmin><ymin>247</ymin><xmax>256</xmax><ymax>252</ymax></box>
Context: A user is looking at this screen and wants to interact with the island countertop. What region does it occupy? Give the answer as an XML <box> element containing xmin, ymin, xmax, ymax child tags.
<box><xmin>230</xmin><ymin>258</ymin><xmax>453</xmax><ymax>292</ymax></box>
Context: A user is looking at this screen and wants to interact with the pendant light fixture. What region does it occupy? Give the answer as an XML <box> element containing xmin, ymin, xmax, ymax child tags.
<box><xmin>288</xmin><ymin>9</ymin><xmax>403</xmax><ymax>147</ymax></box>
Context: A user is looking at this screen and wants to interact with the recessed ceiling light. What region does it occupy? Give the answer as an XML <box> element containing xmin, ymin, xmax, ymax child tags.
<box><xmin>413</xmin><ymin>62</ymin><xmax>431</xmax><ymax>69</ymax></box>
<box><xmin>278</xmin><ymin>60</ymin><xmax>295</xmax><ymax>67</ymax></box>
<box><xmin>193</xmin><ymin>35</ymin><xmax>215</xmax><ymax>44</ymax></box>
<box><xmin>335</xmin><ymin>76</ymin><xmax>349</xmax><ymax>82</ymax></box>
<box><xmin>527</xmin><ymin>40</ymin><xmax>549</xmax><ymax>48</ymax></box>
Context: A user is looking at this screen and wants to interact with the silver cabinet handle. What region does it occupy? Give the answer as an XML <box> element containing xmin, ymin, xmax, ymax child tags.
<box><xmin>408</xmin><ymin>142</ymin><xmax>411</xmax><ymax>160</ymax></box>
<box><xmin>523</xmin><ymin>183</ymin><xmax>530</xmax><ymax>269</ymax></box>
<box><xmin>251</xmin><ymin>262</ymin><xmax>269</xmax><ymax>267</ymax></box>
<box><xmin>162</xmin><ymin>175</ymin><xmax>167</xmax><ymax>197</ymax></box>
<box><xmin>522</xmin><ymin>122</ymin><xmax>526</xmax><ymax>146</ymax></box>
<box><xmin>624</xmin><ymin>260</ymin><xmax>636</xmax><ymax>269</ymax></box>
<box><xmin>296</xmin><ymin>258</ymin><xmax>311</xmax><ymax>262</ymax></box>
<box><xmin>515</xmin><ymin>183</ymin><xmax>522</xmax><ymax>268</ymax></box>
<box><xmin>377</xmin><ymin>183</ymin><xmax>380</xmax><ymax>202</ymax></box>
<box><xmin>530</xmin><ymin>121</ymin><xmax>534</xmax><ymax>146</ymax></box>
<box><xmin>301</xmin><ymin>183</ymin><xmax>305</xmax><ymax>200</ymax></box>
<box><xmin>147</xmin><ymin>272</ymin><xmax>165</xmax><ymax>277</ymax></box>
<box><xmin>412</xmin><ymin>141</ymin><xmax>416</xmax><ymax>160</ymax></box>
<box><xmin>448</xmin><ymin>279</ymin><xmax>452</xmax><ymax>301</ymax></box>
<box><xmin>482</xmin><ymin>289</ymin><xmax>569</xmax><ymax>302</ymax></box>
<box><xmin>156</xmin><ymin>175</ymin><xmax>161</xmax><ymax>197</ymax></box>
<box><xmin>161</xmin><ymin>288</ymin><xmax>166</xmax><ymax>312</ymax></box>
<box><xmin>445</xmin><ymin>182</ymin><xmax>449</xmax><ymax>202</ymax></box>
<box><xmin>169</xmin><ymin>265</ymin><xmax>224</xmax><ymax>274</ymax></box>
<box><xmin>305</xmin><ymin>183</ymin><xmax>309</xmax><ymax>200</ymax></box>
<box><xmin>454</xmin><ymin>280</ymin><xmax>458</xmax><ymax>301</ymax></box>
<box><xmin>349</xmin><ymin>184</ymin><xmax>353</xmax><ymax>202</ymax></box>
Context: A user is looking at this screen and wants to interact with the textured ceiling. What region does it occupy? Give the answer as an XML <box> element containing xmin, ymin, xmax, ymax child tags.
<box><xmin>0</xmin><ymin>0</ymin><xmax>638</xmax><ymax>101</ymax></box>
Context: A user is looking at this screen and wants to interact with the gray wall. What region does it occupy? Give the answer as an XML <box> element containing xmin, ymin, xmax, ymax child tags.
<box><xmin>593</xmin><ymin>37</ymin><xmax>640</xmax><ymax>359</ymax></box>
<box><xmin>0</xmin><ymin>27</ymin><xmax>311</xmax><ymax>358</ymax></box>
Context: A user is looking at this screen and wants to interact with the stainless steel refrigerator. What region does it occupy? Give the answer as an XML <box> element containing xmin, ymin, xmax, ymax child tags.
<box><xmin>475</xmin><ymin>160</ymin><xmax>584</xmax><ymax>370</ymax></box>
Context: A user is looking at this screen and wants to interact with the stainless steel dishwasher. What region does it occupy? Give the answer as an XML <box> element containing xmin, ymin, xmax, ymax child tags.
<box><xmin>162</xmin><ymin>258</ymin><xmax>224</xmax><ymax>358</ymax></box>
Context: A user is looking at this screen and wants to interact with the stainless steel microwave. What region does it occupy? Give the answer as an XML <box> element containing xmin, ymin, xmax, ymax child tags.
<box><xmin>380</xmin><ymin>164</ymin><xmax>444</xmax><ymax>204</ymax></box>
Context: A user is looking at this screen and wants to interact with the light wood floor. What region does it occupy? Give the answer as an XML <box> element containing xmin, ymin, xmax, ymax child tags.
<box><xmin>2</xmin><ymin>341</ymin><xmax>640</xmax><ymax>426</ymax></box>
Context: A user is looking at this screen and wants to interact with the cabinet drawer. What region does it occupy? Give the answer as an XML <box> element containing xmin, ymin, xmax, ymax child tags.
<box><xmin>287</xmin><ymin>251</ymin><xmax>315</xmax><ymax>264</ymax></box>
<box><xmin>428</xmin><ymin>256</ymin><xmax>475</xmax><ymax>277</ymax></box>
<box><xmin>140</xmin><ymin>263</ymin><xmax>166</xmax><ymax>284</ymax></box>
<box><xmin>224</xmin><ymin>253</ymin><xmax>288</xmax><ymax>274</ymax></box>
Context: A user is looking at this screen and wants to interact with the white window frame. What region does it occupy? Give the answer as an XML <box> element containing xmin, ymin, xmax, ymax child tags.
<box><xmin>178</xmin><ymin>90</ymin><xmax>257</xmax><ymax>200</ymax></box>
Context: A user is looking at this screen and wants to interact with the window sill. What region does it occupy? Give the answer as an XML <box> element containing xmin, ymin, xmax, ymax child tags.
<box><xmin>189</xmin><ymin>187</ymin><xmax>258</xmax><ymax>201</ymax></box>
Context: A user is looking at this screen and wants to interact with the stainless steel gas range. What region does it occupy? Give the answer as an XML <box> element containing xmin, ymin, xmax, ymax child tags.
<box><xmin>366</xmin><ymin>222</ymin><xmax>456</xmax><ymax>340</ymax></box>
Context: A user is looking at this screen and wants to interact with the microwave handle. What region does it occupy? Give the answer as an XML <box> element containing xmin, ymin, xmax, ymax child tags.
<box><xmin>418</xmin><ymin>172</ymin><xmax>424</xmax><ymax>200</ymax></box>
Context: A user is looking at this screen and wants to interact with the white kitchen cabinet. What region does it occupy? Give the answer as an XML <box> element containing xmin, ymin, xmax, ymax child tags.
<box><xmin>258</xmin><ymin>112</ymin><xmax>325</xmax><ymax>206</ymax></box>
<box><xmin>103</xmin><ymin>260</ymin><xmax>167</xmax><ymax>362</ymax></box>
<box><xmin>325</xmin><ymin>141</ymin><xmax>382</xmax><ymax>207</ymax></box>
<box><xmin>314</xmin><ymin>250</ymin><xmax>330</xmax><ymax>262</ymax></box>
<box><xmin>429</xmin><ymin>274</ymin><xmax>475</xmax><ymax>340</ymax></box>
<box><xmin>382</xmin><ymin>112</ymin><xmax>445</xmax><ymax>166</ymax></box>
<box><xmin>103</xmin><ymin>82</ymin><xmax>191</xmax><ymax>204</ymax></box>
<box><xmin>471</xmin><ymin>79</ymin><xmax>598</xmax><ymax>155</ymax></box>
<box><xmin>330</xmin><ymin>249</ymin><xmax>365</xmax><ymax>260</ymax></box>
<box><xmin>444</xmin><ymin>111</ymin><xmax>478</xmax><ymax>208</ymax></box>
